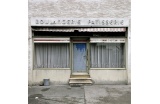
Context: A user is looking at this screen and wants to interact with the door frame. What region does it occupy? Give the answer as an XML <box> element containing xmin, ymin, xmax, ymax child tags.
<box><xmin>71</xmin><ymin>41</ymin><xmax>89</xmax><ymax>74</ymax></box>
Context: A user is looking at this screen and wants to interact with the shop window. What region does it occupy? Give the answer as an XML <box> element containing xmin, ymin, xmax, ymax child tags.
<box><xmin>90</xmin><ymin>43</ymin><xmax>125</xmax><ymax>68</ymax></box>
<box><xmin>34</xmin><ymin>43</ymin><xmax>69</xmax><ymax>68</ymax></box>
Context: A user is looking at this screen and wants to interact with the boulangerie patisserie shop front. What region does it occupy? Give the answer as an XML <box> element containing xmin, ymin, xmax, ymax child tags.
<box><xmin>30</xmin><ymin>18</ymin><xmax>130</xmax><ymax>85</ymax></box>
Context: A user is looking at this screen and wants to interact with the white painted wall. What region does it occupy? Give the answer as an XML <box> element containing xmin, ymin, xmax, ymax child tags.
<box><xmin>90</xmin><ymin>70</ymin><xmax>127</xmax><ymax>84</ymax></box>
<box><xmin>127</xmin><ymin>24</ymin><xmax>131</xmax><ymax>84</ymax></box>
<box><xmin>31</xmin><ymin>70</ymin><xmax>71</xmax><ymax>85</ymax></box>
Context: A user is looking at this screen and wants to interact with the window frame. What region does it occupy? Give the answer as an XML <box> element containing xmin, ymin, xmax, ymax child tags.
<box><xmin>89</xmin><ymin>38</ymin><xmax>127</xmax><ymax>70</ymax></box>
<box><xmin>32</xmin><ymin>37</ymin><xmax>71</xmax><ymax>70</ymax></box>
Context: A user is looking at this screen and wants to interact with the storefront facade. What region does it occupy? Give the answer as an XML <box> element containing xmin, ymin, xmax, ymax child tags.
<box><xmin>28</xmin><ymin>0</ymin><xmax>131</xmax><ymax>85</ymax></box>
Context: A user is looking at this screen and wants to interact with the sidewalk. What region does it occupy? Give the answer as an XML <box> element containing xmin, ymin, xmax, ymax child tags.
<box><xmin>28</xmin><ymin>85</ymin><xmax>131</xmax><ymax>104</ymax></box>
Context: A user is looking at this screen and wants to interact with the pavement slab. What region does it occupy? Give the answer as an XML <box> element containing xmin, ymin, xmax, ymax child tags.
<box><xmin>28</xmin><ymin>85</ymin><xmax>131</xmax><ymax>104</ymax></box>
<box><xmin>28</xmin><ymin>85</ymin><xmax>85</xmax><ymax>104</ymax></box>
<box><xmin>84</xmin><ymin>85</ymin><xmax>131</xmax><ymax>104</ymax></box>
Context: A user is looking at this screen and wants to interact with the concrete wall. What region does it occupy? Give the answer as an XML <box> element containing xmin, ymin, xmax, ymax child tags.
<box><xmin>90</xmin><ymin>70</ymin><xmax>127</xmax><ymax>84</ymax></box>
<box><xmin>28</xmin><ymin>0</ymin><xmax>131</xmax><ymax>18</ymax></box>
<box><xmin>28</xmin><ymin>0</ymin><xmax>131</xmax><ymax>85</ymax></box>
<box><xmin>29</xmin><ymin>70</ymin><xmax>71</xmax><ymax>85</ymax></box>
<box><xmin>127</xmin><ymin>23</ymin><xmax>131</xmax><ymax>84</ymax></box>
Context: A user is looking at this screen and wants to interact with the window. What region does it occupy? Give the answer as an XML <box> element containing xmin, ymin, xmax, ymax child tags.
<box><xmin>34</xmin><ymin>43</ymin><xmax>69</xmax><ymax>68</ymax></box>
<box><xmin>90</xmin><ymin>43</ymin><xmax>125</xmax><ymax>68</ymax></box>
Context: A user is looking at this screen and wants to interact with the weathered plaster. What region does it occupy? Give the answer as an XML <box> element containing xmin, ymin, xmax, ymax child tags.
<box><xmin>32</xmin><ymin>70</ymin><xmax>71</xmax><ymax>85</ymax></box>
<box><xmin>28</xmin><ymin>0</ymin><xmax>131</xmax><ymax>85</ymax></box>
<box><xmin>90</xmin><ymin>70</ymin><xmax>127</xmax><ymax>84</ymax></box>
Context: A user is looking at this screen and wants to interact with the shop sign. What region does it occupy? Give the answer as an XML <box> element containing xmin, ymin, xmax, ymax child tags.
<box><xmin>31</xmin><ymin>18</ymin><xmax>129</xmax><ymax>27</ymax></box>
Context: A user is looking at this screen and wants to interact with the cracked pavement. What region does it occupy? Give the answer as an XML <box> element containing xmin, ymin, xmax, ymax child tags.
<box><xmin>28</xmin><ymin>85</ymin><xmax>131</xmax><ymax>104</ymax></box>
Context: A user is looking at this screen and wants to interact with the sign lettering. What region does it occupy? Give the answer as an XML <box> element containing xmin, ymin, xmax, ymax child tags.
<box><xmin>31</xmin><ymin>18</ymin><xmax>129</xmax><ymax>27</ymax></box>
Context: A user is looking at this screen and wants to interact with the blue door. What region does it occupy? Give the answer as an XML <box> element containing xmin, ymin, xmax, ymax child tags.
<box><xmin>73</xmin><ymin>43</ymin><xmax>87</xmax><ymax>72</ymax></box>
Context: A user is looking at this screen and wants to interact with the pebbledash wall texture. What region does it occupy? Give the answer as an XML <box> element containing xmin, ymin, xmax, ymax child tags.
<box><xmin>28</xmin><ymin>0</ymin><xmax>131</xmax><ymax>85</ymax></box>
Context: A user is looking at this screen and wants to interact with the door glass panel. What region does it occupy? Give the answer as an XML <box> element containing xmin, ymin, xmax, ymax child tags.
<box><xmin>73</xmin><ymin>43</ymin><xmax>87</xmax><ymax>72</ymax></box>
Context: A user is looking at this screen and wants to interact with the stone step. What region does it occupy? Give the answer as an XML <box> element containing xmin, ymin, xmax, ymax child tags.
<box><xmin>69</xmin><ymin>77</ymin><xmax>92</xmax><ymax>80</ymax></box>
<box><xmin>71</xmin><ymin>73</ymin><xmax>89</xmax><ymax>75</ymax></box>
<box><xmin>69</xmin><ymin>74</ymin><xmax>93</xmax><ymax>86</ymax></box>
<box><xmin>70</xmin><ymin>75</ymin><xmax>90</xmax><ymax>78</ymax></box>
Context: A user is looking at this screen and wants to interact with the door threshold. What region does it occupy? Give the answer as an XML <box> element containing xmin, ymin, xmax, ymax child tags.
<box><xmin>71</xmin><ymin>72</ymin><xmax>89</xmax><ymax>75</ymax></box>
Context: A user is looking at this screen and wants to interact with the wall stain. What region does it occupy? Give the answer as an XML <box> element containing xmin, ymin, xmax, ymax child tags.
<box><xmin>41</xmin><ymin>88</ymin><xmax>50</xmax><ymax>92</ymax></box>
